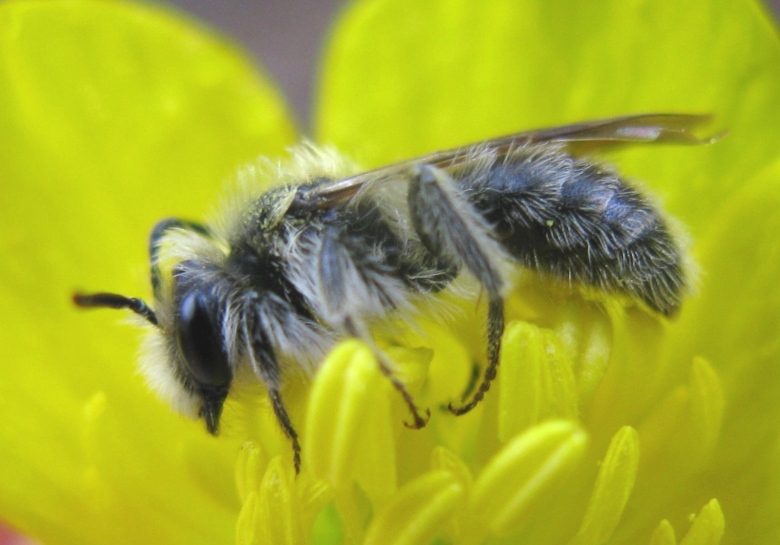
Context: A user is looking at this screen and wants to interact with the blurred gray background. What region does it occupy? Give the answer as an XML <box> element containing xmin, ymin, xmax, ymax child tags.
<box><xmin>164</xmin><ymin>0</ymin><xmax>345</xmax><ymax>129</ymax></box>
<box><xmin>162</xmin><ymin>0</ymin><xmax>780</xmax><ymax>129</ymax></box>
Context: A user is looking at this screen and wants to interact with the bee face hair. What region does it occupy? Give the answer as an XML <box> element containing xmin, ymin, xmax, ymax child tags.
<box><xmin>74</xmin><ymin>114</ymin><xmax>715</xmax><ymax>473</ymax></box>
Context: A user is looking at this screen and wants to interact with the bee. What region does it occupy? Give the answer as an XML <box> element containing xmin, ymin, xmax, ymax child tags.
<box><xmin>74</xmin><ymin>114</ymin><xmax>714</xmax><ymax>473</ymax></box>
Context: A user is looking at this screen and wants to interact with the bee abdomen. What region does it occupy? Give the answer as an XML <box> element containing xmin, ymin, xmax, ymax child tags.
<box><xmin>462</xmin><ymin>148</ymin><xmax>686</xmax><ymax>315</ymax></box>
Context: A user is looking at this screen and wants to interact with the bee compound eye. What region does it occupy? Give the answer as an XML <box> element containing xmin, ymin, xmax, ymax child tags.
<box><xmin>177</xmin><ymin>292</ymin><xmax>232</xmax><ymax>387</ymax></box>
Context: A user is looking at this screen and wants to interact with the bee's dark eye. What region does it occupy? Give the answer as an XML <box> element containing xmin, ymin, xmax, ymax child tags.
<box><xmin>177</xmin><ymin>293</ymin><xmax>232</xmax><ymax>387</ymax></box>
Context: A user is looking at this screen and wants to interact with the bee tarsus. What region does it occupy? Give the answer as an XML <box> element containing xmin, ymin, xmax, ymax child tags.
<box><xmin>268</xmin><ymin>389</ymin><xmax>301</xmax><ymax>474</ymax></box>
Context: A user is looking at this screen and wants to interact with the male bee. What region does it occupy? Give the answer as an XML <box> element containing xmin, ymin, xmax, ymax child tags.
<box><xmin>75</xmin><ymin>114</ymin><xmax>713</xmax><ymax>473</ymax></box>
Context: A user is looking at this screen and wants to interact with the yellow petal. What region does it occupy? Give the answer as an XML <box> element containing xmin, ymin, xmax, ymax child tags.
<box><xmin>0</xmin><ymin>1</ymin><xmax>295</xmax><ymax>541</ymax></box>
<box><xmin>317</xmin><ymin>0</ymin><xmax>780</xmax><ymax>227</ymax></box>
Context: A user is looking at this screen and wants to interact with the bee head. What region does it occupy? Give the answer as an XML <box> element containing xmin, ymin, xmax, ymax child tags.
<box><xmin>74</xmin><ymin>277</ymin><xmax>234</xmax><ymax>435</ymax></box>
<box><xmin>75</xmin><ymin>218</ymin><xmax>237</xmax><ymax>435</ymax></box>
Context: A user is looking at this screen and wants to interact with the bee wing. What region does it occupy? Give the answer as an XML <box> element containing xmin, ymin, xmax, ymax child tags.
<box><xmin>491</xmin><ymin>113</ymin><xmax>716</xmax><ymax>145</ymax></box>
<box><xmin>309</xmin><ymin>113</ymin><xmax>716</xmax><ymax>204</ymax></box>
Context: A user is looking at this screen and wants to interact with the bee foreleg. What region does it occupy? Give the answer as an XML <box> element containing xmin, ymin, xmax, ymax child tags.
<box><xmin>244</xmin><ymin>317</ymin><xmax>301</xmax><ymax>473</ymax></box>
<box><xmin>317</xmin><ymin>228</ymin><xmax>431</xmax><ymax>429</ymax></box>
<box><xmin>268</xmin><ymin>387</ymin><xmax>301</xmax><ymax>473</ymax></box>
<box><xmin>407</xmin><ymin>165</ymin><xmax>506</xmax><ymax>416</ymax></box>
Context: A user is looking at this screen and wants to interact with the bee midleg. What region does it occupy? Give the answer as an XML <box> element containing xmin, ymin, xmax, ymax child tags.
<box><xmin>317</xmin><ymin>227</ymin><xmax>431</xmax><ymax>429</ymax></box>
<box><xmin>407</xmin><ymin>165</ymin><xmax>506</xmax><ymax>416</ymax></box>
<box><xmin>243</xmin><ymin>319</ymin><xmax>301</xmax><ymax>473</ymax></box>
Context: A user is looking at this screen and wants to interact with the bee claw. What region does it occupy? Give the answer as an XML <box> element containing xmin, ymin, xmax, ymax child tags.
<box><xmin>403</xmin><ymin>407</ymin><xmax>431</xmax><ymax>429</ymax></box>
<box><xmin>447</xmin><ymin>401</ymin><xmax>477</xmax><ymax>416</ymax></box>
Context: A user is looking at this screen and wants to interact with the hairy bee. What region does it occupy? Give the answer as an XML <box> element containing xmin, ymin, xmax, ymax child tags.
<box><xmin>75</xmin><ymin>114</ymin><xmax>713</xmax><ymax>473</ymax></box>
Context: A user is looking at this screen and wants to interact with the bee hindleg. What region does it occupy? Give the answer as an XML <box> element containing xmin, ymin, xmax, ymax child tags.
<box><xmin>318</xmin><ymin>229</ymin><xmax>431</xmax><ymax>429</ymax></box>
<box><xmin>407</xmin><ymin>165</ymin><xmax>506</xmax><ymax>416</ymax></box>
<box><xmin>459</xmin><ymin>360</ymin><xmax>482</xmax><ymax>402</ymax></box>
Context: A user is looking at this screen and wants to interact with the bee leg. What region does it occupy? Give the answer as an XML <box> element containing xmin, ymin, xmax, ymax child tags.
<box><xmin>460</xmin><ymin>360</ymin><xmax>482</xmax><ymax>402</ymax></box>
<box><xmin>456</xmin><ymin>299</ymin><xmax>504</xmax><ymax>415</ymax></box>
<box><xmin>352</xmin><ymin>319</ymin><xmax>432</xmax><ymax>429</ymax></box>
<box><xmin>268</xmin><ymin>388</ymin><xmax>301</xmax><ymax>474</ymax></box>
<box><xmin>318</xmin><ymin>229</ymin><xmax>431</xmax><ymax>429</ymax></box>
<box><xmin>245</xmin><ymin>325</ymin><xmax>302</xmax><ymax>473</ymax></box>
<box><xmin>407</xmin><ymin>165</ymin><xmax>506</xmax><ymax>416</ymax></box>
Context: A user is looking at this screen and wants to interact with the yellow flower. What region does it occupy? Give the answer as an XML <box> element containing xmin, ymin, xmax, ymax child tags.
<box><xmin>1</xmin><ymin>0</ymin><xmax>779</xmax><ymax>544</ymax></box>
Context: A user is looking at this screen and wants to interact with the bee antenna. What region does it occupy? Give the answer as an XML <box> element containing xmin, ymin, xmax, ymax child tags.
<box><xmin>73</xmin><ymin>292</ymin><xmax>158</xmax><ymax>327</ymax></box>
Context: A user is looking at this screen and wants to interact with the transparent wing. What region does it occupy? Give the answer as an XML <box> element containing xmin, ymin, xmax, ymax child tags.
<box><xmin>306</xmin><ymin>113</ymin><xmax>717</xmax><ymax>205</ymax></box>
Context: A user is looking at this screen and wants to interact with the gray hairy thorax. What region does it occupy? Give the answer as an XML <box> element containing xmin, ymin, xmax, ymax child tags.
<box><xmin>226</xmin><ymin>179</ymin><xmax>459</xmax><ymax>343</ymax></box>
